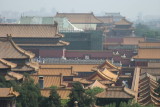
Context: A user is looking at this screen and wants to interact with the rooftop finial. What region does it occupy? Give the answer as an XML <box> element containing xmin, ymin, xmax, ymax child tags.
<box><xmin>7</xmin><ymin>34</ymin><xmax>12</xmax><ymax>40</ymax></box>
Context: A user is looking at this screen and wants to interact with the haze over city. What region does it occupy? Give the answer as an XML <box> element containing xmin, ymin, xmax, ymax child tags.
<box><xmin>1</xmin><ymin>0</ymin><xmax>160</xmax><ymax>20</ymax></box>
<box><xmin>1</xmin><ymin>0</ymin><xmax>160</xmax><ymax>107</ymax></box>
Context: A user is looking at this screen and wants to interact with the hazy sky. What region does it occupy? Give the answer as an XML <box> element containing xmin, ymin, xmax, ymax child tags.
<box><xmin>1</xmin><ymin>0</ymin><xmax>160</xmax><ymax>19</ymax></box>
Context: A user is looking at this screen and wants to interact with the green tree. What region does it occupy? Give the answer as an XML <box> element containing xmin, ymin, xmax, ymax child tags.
<box><xmin>68</xmin><ymin>82</ymin><xmax>94</xmax><ymax>107</ymax></box>
<box><xmin>47</xmin><ymin>87</ymin><xmax>62</xmax><ymax>107</ymax></box>
<box><xmin>85</xmin><ymin>87</ymin><xmax>104</xmax><ymax>96</ymax></box>
<box><xmin>85</xmin><ymin>87</ymin><xmax>104</xmax><ymax>106</ymax></box>
<box><xmin>135</xmin><ymin>23</ymin><xmax>160</xmax><ymax>38</ymax></box>
<box><xmin>16</xmin><ymin>74</ymin><xmax>41</xmax><ymax>107</ymax></box>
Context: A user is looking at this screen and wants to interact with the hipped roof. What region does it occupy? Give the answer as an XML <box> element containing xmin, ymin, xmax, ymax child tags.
<box><xmin>0</xmin><ymin>23</ymin><xmax>63</xmax><ymax>38</ymax></box>
<box><xmin>97</xmin><ymin>60</ymin><xmax>121</xmax><ymax>70</ymax></box>
<box><xmin>0</xmin><ymin>36</ymin><xmax>35</xmax><ymax>59</ymax></box>
<box><xmin>96</xmin><ymin>86</ymin><xmax>135</xmax><ymax>99</ymax></box>
<box><xmin>56</xmin><ymin>12</ymin><xmax>103</xmax><ymax>24</ymax></box>
<box><xmin>88</xmin><ymin>68</ymin><xmax>118</xmax><ymax>82</ymax></box>
<box><xmin>41</xmin><ymin>88</ymin><xmax>71</xmax><ymax>99</ymax></box>
<box><xmin>114</xmin><ymin>18</ymin><xmax>132</xmax><ymax>25</ymax></box>
<box><xmin>138</xmin><ymin>42</ymin><xmax>160</xmax><ymax>48</ymax></box>
<box><xmin>133</xmin><ymin>48</ymin><xmax>160</xmax><ymax>59</ymax></box>
<box><xmin>85</xmin><ymin>80</ymin><xmax>107</xmax><ymax>89</ymax></box>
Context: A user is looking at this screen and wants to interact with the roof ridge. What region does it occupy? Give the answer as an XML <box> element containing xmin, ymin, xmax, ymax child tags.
<box><xmin>56</xmin><ymin>12</ymin><xmax>94</xmax><ymax>15</ymax></box>
<box><xmin>0</xmin><ymin>58</ymin><xmax>17</xmax><ymax>68</ymax></box>
<box><xmin>8</xmin><ymin>35</ymin><xmax>35</xmax><ymax>58</ymax></box>
<box><xmin>0</xmin><ymin>23</ymin><xmax>57</xmax><ymax>26</ymax></box>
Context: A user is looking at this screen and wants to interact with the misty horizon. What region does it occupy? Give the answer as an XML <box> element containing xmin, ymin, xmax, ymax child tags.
<box><xmin>1</xmin><ymin>0</ymin><xmax>160</xmax><ymax>20</ymax></box>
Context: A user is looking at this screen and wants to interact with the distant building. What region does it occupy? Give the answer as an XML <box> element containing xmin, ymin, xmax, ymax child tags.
<box><xmin>30</xmin><ymin>60</ymin><xmax>136</xmax><ymax>105</ymax></box>
<box><xmin>132</xmin><ymin>64</ymin><xmax>160</xmax><ymax>106</ymax></box>
<box><xmin>0</xmin><ymin>23</ymin><xmax>69</xmax><ymax>57</ymax></box>
<box><xmin>0</xmin><ymin>36</ymin><xmax>38</xmax><ymax>74</ymax></box>
<box><xmin>103</xmin><ymin>37</ymin><xmax>145</xmax><ymax>50</ymax></box>
<box><xmin>96</xmin><ymin>86</ymin><xmax>135</xmax><ymax>106</ymax></box>
<box><xmin>55</xmin><ymin>12</ymin><xmax>103</xmax><ymax>30</ymax></box>
<box><xmin>18</xmin><ymin>16</ymin><xmax>83</xmax><ymax>32</ymax></box>
<box><xmin>105</xmin><ymin>13</ymin><xmax>123</xmax><ymax>22</ymax></box>
<box><xmin>62</xmin><ymin>30</ymin><xmax>103</xmax><ymax>50</ymax></box>
<box><xmin>133</xmin><ymin>42</ymin><xmax>160</xmax><ymax>66</ymax></box>
<box><xmin>111</xmin><ymin>17</ymin><xmax>134</xmax><ymax>37</ymax></box>
<box><xmin>18</xmin><ymin>15</ymin><xmax>103</xmax><ymax>51</ymax></box>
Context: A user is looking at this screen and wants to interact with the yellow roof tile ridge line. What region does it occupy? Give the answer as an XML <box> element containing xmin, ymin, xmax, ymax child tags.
<box><xmin>103</xmin><ymin>68</ymin><xmax>118</xmax><ymax>81</ymax></box>
<box><xmin>91</xmin><ymin>12</ymin><xmax>104</xmax><ymax>23</ymax></box>
<box><xmin>97</xmin><ymin>68</ymin><xmax>117</xmax><ymax>82</ymax></box>
<box><xmin>124</xmin><ymin>86</ymin><xmax>136</xmax><ymax>97</ymax></box>
<box><xmin>0</xmin><ymin>58</ymin><xmax>17</xmax><ymax>68</ymax></box>
<box><xmin>8</xmin><ymin>35</ymin><xmax>35</xmax><ymax>58</ymax></box>
<box><xmin>26</xmin><ymin>62</ymin><xmax>39</xmax><ymax>71</ymax></box>
<box><xmin>105</xmin><ymin>60</ymin><xmax>121</xmax><ymax>69</ymax></box>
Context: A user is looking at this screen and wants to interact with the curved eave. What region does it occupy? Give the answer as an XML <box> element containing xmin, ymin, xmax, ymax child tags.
<box><xmin>97</xmin><ymin>68</ymin><xmax>118</xmax><ymax>82</ymax></box>
<box><xmin>59</xmin><ymin>40</ymin><xmax>70</xmax><ymax>46</ymax></box>
<box><xmin>9</xmin><ymin>87</ymin><xmax>19</xmax><ymax>97</ymax></box>
<box><xmin>26</xmin><ymin>62</ymin><xmax>39</xmax><ymax>71</ymax></box>
<box><xmin>124</xmin><ymin>87</ymin><xmax>136</xmax><ymax>97</ymax></box>
<box><xmin>0</xmin><ymin>58</ymin><xmax>17</xmax><ymax>68</ymax></box>
<box><xmin>99</xmin><ymin>60</ymin><xmax>121</xmax><ymax>70</ymax></box>
<box><xmin>10</xmin><ymin>38</ymin><xmax>35</xmax><ymax>58</ymax></box>
<box><xmin>55</xmin><ymin>33</ymin><xmax>64</xmax><ymax>38</ymax></box>
<box><xmin>138</xmin><ymin>93</ymin><xmax>150</xmax><ymax>102</ymax></box>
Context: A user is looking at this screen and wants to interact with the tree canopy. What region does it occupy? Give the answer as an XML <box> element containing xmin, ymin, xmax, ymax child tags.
<box><xmin>135</xmin><ymin>23</ymin><xmax>160</xmax><ymax>39</ymax></box>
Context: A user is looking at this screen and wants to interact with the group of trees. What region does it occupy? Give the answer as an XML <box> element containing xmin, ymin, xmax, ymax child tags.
<box><xmin>67</xmin><ymin>82</ymin><xmax>104</xmax><ymax>107</ymax></box>
<box><xmin>0</xmin><ymin>74</ymin><xmax>61</xmax><ymax>107</ymax></box>
<box><xmin>135</xmin><ymin>23</ymin><xmax>160</xmax><ymax>39</ymax></box>
<box><xmin>0</xmin><ymin>74</ymin><xmax>158</xmax><ymax>107</ymax></box>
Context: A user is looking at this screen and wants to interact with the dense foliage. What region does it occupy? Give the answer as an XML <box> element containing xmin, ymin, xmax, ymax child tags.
<box><xmin>46</xmin><ymin>87</ymin><xmax>61</xmax><ymax>107</ymax></box>
<box><xmin>135</xmin><ymin>23</ymin><xmax>160</xmax><ymax>39</ymax></box>
<box><xmin>85</xmin><ymin>87</ymin><xmax>104</xmax><ymax>96</ymax></box>
<box><xmin>16</xmin><ymin>74</ymin><xmax>41</xmax><ymax>107</ymax></box>
<box><xmin>0</xmin><ymin>74</ymin><xmax>59</xmax><ymax>107</ymax></box>
<box><xmin>0</xmin><ymin>74</ymin><xmax>157</xmax><ymax>107</ymax></box>
<box><xmin>68</xmin><ymin>82</ymin><xmax>95</xmax><ymax>107</ymax></box>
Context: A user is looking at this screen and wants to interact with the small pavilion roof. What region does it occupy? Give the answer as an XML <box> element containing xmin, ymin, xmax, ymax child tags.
<box><xmin>85</xmin><ymin>80</ymin><xmax>107</xmax><ymax>89</ymax></box>
<box><xmin>0</xmin><ymin>87</ymin><xmax>19</xmax><ymax>98</ymax></box>
<box><xmin>88</xmin><ymin>68</ymin><xmax>118</xmax><ymax>82</ymax></box>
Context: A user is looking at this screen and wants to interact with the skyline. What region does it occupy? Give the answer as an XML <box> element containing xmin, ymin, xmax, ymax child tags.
<box><xmin>1</xmin><ymin>0</ymin><xmax>160</xmax><ymax>20</ymax></box>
